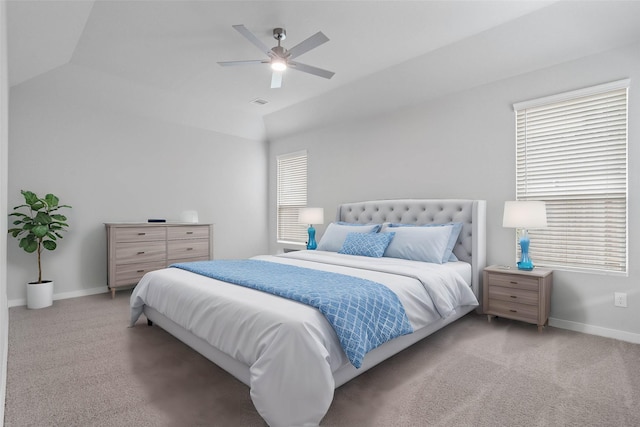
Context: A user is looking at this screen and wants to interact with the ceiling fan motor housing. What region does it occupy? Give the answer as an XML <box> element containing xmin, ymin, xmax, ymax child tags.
<box><xmin>273</xmin><ymin>28</ymin><xmax>286</xmax><ymax>41</ymax></box>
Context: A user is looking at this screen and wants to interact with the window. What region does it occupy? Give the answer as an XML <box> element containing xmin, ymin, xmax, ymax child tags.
<box><xmin>513</xmin><ymin>79</ymin><xmax>629</xmax><ymax>274</ymax></box>
<box><xmin>277</xmin><ymin>151</ymin><xmax>308</xmax><ymax>244</ymax></box>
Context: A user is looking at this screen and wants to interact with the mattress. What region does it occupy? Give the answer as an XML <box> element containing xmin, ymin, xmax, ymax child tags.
<box><xmin>130</xmin><ymin>250</ymin><xmax>478</xmax><ymax>426</ymax></box>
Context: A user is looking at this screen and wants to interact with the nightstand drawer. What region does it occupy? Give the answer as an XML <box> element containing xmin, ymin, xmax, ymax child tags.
<box><xmin>486</xmin><ymin>272</ymin><xmax>540</xmax><ymax>292</ymax></box>
<box><xmin>488</xmin><ymin>286</ymin><xmax>538</xmax><ymax>306</ymax></box>
<box><xmin>487</xmin><ymin>299</ymin><xmax>538</xmax><ymax>323</ymax></box>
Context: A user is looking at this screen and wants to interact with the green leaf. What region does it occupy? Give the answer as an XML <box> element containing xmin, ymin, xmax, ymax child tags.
<box><xmin>42</xmin><ymin>240</ymin><xmax>57</xmax><ymax>251</ymax></box>
<box><xmin>34</xmin><ymin>212</ymin><xmax>52</xmax><ymax>224</ymax></box>
<box><xmin>44</xmin><ymin>194</ymin><xmax>59</xmax><ymax>208</ymax></box>
<box><xmin>20</xmin><ymin>238</ymin><xmax>38</xmax><ymax>253</ymax></box>
<box><xmin>32</xmin><ymin>225</ymin><xmax>48</xmax><ymax>238</ymax></box>
<box><xmin>21</xmin><ymin>190</ymin><xmax>38</xmax><ymax>205</ymax></box>
<box><xmin>51</xmin><ymin>214</ymin><xmax>67</xmax><ymax>221</ymax></box>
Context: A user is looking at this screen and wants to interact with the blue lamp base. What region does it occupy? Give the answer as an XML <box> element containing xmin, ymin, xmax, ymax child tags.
<box><xmin>306</xmin><ymin>225</ymin><xmax>317</xmax><ymax>250</ymax></box>
<box><xmin>517</xmin><ymin>232</ymin><xmax>534</xmax><ymax>271</ymax></box>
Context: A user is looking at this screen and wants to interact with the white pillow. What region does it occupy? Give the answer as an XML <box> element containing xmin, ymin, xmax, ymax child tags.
<box><xmin>383</xmin><ymin>225</ymin><xmax>453</xmax><ymax>264</ymax></box>
<box><xmin>316</xmin><ymin>222</ymin><xmax>381</xmax><ymax>252</ymax></box>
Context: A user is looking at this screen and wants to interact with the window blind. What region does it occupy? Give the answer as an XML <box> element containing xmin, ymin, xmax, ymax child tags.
<box><xmin>277</xmin><ymin>151</ymin><xmax>308</xmax><ymax>244</ymax></box>
<box><xmin>514</xmin><ymin>80</ymin><xmax>628</xmax><ymax>274</ymax></box>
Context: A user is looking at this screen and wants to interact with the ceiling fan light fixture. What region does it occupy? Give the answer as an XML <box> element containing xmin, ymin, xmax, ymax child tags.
<box><xmin>271</xmin><ymin>59</ymin><xmax>287</xmax><ymax>71</ymax></box>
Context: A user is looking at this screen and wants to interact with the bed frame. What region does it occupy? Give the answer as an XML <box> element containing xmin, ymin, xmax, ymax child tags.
<box><xmin>143</xmin><ymin>199</ymin><xmax>486</xmax><ymax>410</ymax></box>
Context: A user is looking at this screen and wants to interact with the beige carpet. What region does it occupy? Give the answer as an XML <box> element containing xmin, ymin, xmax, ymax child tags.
<box><xmin>5</xmin><ymin>291</ymin><xmax>640</xmax><ymax>426</ymax></box>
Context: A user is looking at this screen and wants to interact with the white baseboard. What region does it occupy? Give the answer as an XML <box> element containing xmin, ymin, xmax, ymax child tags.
<box><xmin>8</xmin><ymin>286</ymin><xmax>109</xmax><ymax>308</ymax></box>
<box><xmin>549</xmin><ymin>317</ymin><xmax>640</xmax><ymax>344</ymax></box>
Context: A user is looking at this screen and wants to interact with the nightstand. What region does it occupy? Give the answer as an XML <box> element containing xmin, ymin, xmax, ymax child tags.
<box><xmin>483</xmin><ymin>265</ymin><xmax>553</xmax><ymax>332</ymax></box>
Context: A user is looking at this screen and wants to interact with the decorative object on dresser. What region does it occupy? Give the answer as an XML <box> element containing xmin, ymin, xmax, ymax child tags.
<box><xmin>105</xmin><ymin>223</ymin><xmax>213</xmax><ymax>298</ymax></box>
<box><xmin>8</xmin><ymin>190</ymin><xmax>72</xmax><ymax>309</ymax></box>
<box><xmin>298</xmin><ymin>207</ymin><xmax>324</xmax><ymax>250</ymax></box>
<box><xmin>502</xmin><ymin>200</ymin><xmax>547</xmax><ymax>270</ymax></box>
<box><xmin>483</xmin><ymin>265</ymin><xmax>552</xmax><ymax>332</ymax></box>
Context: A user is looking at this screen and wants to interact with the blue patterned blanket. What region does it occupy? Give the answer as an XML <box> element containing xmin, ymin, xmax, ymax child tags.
<box><xmin>170</xmin><ymin>259</ymin><xmax>413</xmax><ymax>368</ymax></box>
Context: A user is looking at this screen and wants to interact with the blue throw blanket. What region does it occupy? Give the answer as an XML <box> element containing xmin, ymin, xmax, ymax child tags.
<box><xmin>170</xmin><ymin>259</ymin><xmax>413</xmax><ymax>368</ymax></box>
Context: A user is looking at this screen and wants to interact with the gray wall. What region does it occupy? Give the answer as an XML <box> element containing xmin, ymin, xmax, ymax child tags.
<box><xmin>268</xmin><ymin>41</ymin><xmax>640</xmax><ymax>341</ymax></box>
<box><xmin>1</xmin><ymin>0</ymin><xmax>9</xmax><ymax>423</ymax></box>
<box><xmin>7</xmin><ymin>73</ymin><xmax>269</xmax><ymax>303</ymax></box>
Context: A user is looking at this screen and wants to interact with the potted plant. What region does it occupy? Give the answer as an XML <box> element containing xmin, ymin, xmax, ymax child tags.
<box><xmin>8</xmin><ymin>190</ymin><xmax>71</xmax><ymax>309</ymax></box>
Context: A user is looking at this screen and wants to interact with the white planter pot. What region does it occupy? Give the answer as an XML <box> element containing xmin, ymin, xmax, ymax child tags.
<box><xmin>27</xmin><ymin>280</ymin><xmax>53</xmax><ymax>309</ymax></box>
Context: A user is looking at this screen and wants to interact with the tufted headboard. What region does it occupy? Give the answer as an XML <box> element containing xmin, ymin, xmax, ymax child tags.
<box><xmin>336</xmin><ymin>199</ymin><xmax>486</xmax><ymax>306</ymax></box>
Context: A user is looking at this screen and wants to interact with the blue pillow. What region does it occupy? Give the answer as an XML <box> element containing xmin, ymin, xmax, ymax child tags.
<box><xmin>317</xmin><ymin>222</ymin><xmax>382</xmax><ymax>252</ymax></box>
<box><xmin>383</xmin><ymin>225</ymin><xmax>453</xmax><ymax>264</ymax></box>
<box><xmin>387</xmin><ymin>222</ymin><xmax>463</xmax><ymax>262</ymax></box>
<box><xmin>339</xmin><ymin>232</ymin><xmax>395</xmax><ymax>258</ymax></box>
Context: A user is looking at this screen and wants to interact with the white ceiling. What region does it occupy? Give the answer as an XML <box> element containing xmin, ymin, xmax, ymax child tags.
<box><xmin>7</xmin><ymin>1</ymin><xmax>640</xmax><ymax>141</ymax></box>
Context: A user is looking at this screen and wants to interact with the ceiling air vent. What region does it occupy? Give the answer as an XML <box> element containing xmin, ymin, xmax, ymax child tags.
<box><xmin>250</xmin><ymin>98</ymin><xmax>269</xmax><ymax>106</ymax></box>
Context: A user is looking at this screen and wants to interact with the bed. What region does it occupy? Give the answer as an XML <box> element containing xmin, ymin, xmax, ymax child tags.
<box><xmin>130</xmin><ymin>199</ymin><xmax>486</xmax><ymax>426</ymax></box>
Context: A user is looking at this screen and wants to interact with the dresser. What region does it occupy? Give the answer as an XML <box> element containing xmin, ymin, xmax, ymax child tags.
<box><xmin>483</xmin><ymin>265</ymin><xmax>553</xmax><ymax>332</ymax></box>
<box><xmin>105</xmin><ymin>223</ymin><xmax>213</xmax><ymax>298</ymax></box>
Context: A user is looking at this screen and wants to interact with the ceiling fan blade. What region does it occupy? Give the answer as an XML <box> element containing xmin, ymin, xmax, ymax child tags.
<box><xmin>288</xmin><ymin>31</ymin><xmax>330</xmax><ymax>59</ymax></box>
<box><xmin>271</xmin><ymin>70</ymin><xmax>283</xmax><ymax>89</ymax></box>
<box><xmin>218</xmin><ymin>60</ymin><xmax>267</xmax><ymax>67</ymax></box>
<box><xmin>288</xmin><ymin>61</ymin><xmax>335</xmax><ymax>79</ymax></box>
<box><xmin>232</xmin><ymin>24</ymin><xmax>272</xmax><ymax>56</ymax></box>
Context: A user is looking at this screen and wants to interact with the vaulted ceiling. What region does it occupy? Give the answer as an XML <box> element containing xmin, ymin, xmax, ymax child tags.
<box><xmin>7</xmin><ymin>1</ymin><xmax>640</xmax><ymax>141</ymax></box>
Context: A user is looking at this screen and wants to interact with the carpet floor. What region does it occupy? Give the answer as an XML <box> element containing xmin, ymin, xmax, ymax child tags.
<box><xmin>5</xmin><ymin>291</ymin><xmax>640</xmax><ymax>426</ymax></box>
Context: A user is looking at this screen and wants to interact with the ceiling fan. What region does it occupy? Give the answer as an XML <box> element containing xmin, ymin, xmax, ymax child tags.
<box><xmin>218</xmin><ymin>25</ymin><xmax>335</xmax><ymax>89</ymax></box>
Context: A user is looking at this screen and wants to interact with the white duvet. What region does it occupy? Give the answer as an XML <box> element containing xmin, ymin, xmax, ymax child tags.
<box><xmin>130</xmin><ymin>250</ymin><xmax>478</xmax><ymax>427</ymax></box>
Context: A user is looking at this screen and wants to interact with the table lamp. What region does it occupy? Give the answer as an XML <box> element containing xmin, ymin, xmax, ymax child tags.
<box><xmin>503</xmin><ymin>201</ymin><xmax>547</xmax><ymax>270</ymax></box>
<box><xmin>298</xmin><ymin>207</ymin><xmax>324</xmax><ymax>250</ymax></box>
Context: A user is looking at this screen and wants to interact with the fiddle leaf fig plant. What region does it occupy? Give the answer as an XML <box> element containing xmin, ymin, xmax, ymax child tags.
<box><xmin>8</xmin><ymin>190</ymin><xmax>72</xmax><ymax>284</ymax></box>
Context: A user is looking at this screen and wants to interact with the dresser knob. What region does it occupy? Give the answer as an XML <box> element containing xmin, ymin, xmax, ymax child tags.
<box><xmin>137</xmin><ymin>251</ymin><xmax>145</xmax><ymax>255</ymax></box>
<box><xmin>509</xmin><ymin>309</ymin><xmax>517</xmax><ymax>313</ymax></box>
<box><xmin>510</xmin><ymin>281</ymin><xmax>518</xmax><ymax>284</ymax></box>
<box><xmin>186</xmin><ymin>231</ymin><xmax>194</xmax><ymax>235</ymax></box>
<box><xmin>510</xmin><ymin>295</ymin><xmax>517</xmax><ymax>299</ymax></box>
<box><xmin>138</xmin><ymin>233</ymin><xmax>146</xmax><ymax>236</ymax></box>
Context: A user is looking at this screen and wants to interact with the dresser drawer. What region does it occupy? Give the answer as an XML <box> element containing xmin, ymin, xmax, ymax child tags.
<box><xmin>115</xmin><ymin>227</ymin><xmax>166</xmax><ymax>243</ymax></box>
<box><xmin>115</xmin><ymin>241</ymin><xmax>166</xmax><ymax>263</ymax></box>
<box><xmin>487</xmin><ymin>299</ymin><xmax>538</xmax><ymax>324</ymax></box>
<box><xmin>114</xmin><ymin>261</ymin><xmax>166</xmax><ymax>287</ymax></box>
<box><xmin>488</xmin><ymin>286</ymin><xmax>538</xmax><ymax>306</ymax></box>
<box><xmin>167</xmin><ymin>226</ymin><xmax>210</xmax><ymax>240</ymax></box>
<box><xmin>167</xmin><ymin>239</ymin><xmax>210</xmax><ymax>261</ymax></box>
<box><xmin>486</xmin><ymin>272</ymin><xmax>540</xmax><ymax>292</ymax></box>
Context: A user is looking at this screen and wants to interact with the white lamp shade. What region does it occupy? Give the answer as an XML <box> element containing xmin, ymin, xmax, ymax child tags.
<box><xmin>503</xmin><ymin>201</ymin><xmax>548</xmax><ymax>228</ymax></box>
<box><xmin>298</xmin><ymin>207</ymin><xmax>324</xmax><ymax>225</ymax></box>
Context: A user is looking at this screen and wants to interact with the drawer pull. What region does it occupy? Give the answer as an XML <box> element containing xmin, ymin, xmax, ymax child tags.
<box><xmin>138</xmin><ymin>232</ymin><xmax>146</xmax><ymax>236</ymax></box>
<box><xmin>509</xmin><ymin>309</ymin><xmax>517</xmax><ymax>313</ymax></box>
<box><xmin>186</xmin><ymin>231</ymin><xmax>194</xmax><ymax>235</ymax></box>
<box><xmin>137</xmin><ymin>270</ymin><xmax>144</xmax><ymax>273</ymax></box>
<box><xmin>510</xmin><ymin>295</ymin><xmax>518</xmax><ymax>299</ymax></box>
<box><xmin>186</xmin><ymin>247</ymin><xmax>193</xmax><ymax>251</ymax></box>
<box><xmin>510</xmin><ymin>281</ymin><xmax>518</xmax><ymax>284</ymax></box>
<box><xmin>137</xmin><ymin>251</ymin><xmax>145</xmax><ymax>255</ymax></box>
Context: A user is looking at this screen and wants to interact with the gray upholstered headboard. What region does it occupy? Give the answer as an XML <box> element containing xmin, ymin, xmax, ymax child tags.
<box><xmin>336</xmin><ymin>199</ymin><xmax>486</xmax><ymax>306</ymax></box>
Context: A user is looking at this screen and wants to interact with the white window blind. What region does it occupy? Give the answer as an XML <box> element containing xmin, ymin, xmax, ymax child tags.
<box><xmin>277</xmin><ymin>151</ymin><xmax>308</xmax><ymax>244</ymax></box>
<box><xmin>513</xmin><ymin>80</ymin><xmax>628</xmax><ymax>274</ymax></box>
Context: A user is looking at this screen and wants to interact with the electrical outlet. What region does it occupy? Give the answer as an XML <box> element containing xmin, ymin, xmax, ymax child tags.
<box><xmin>614</xmin><ymin>292</ymin><xmax>628</xmax><ymax>307</ymax></box>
